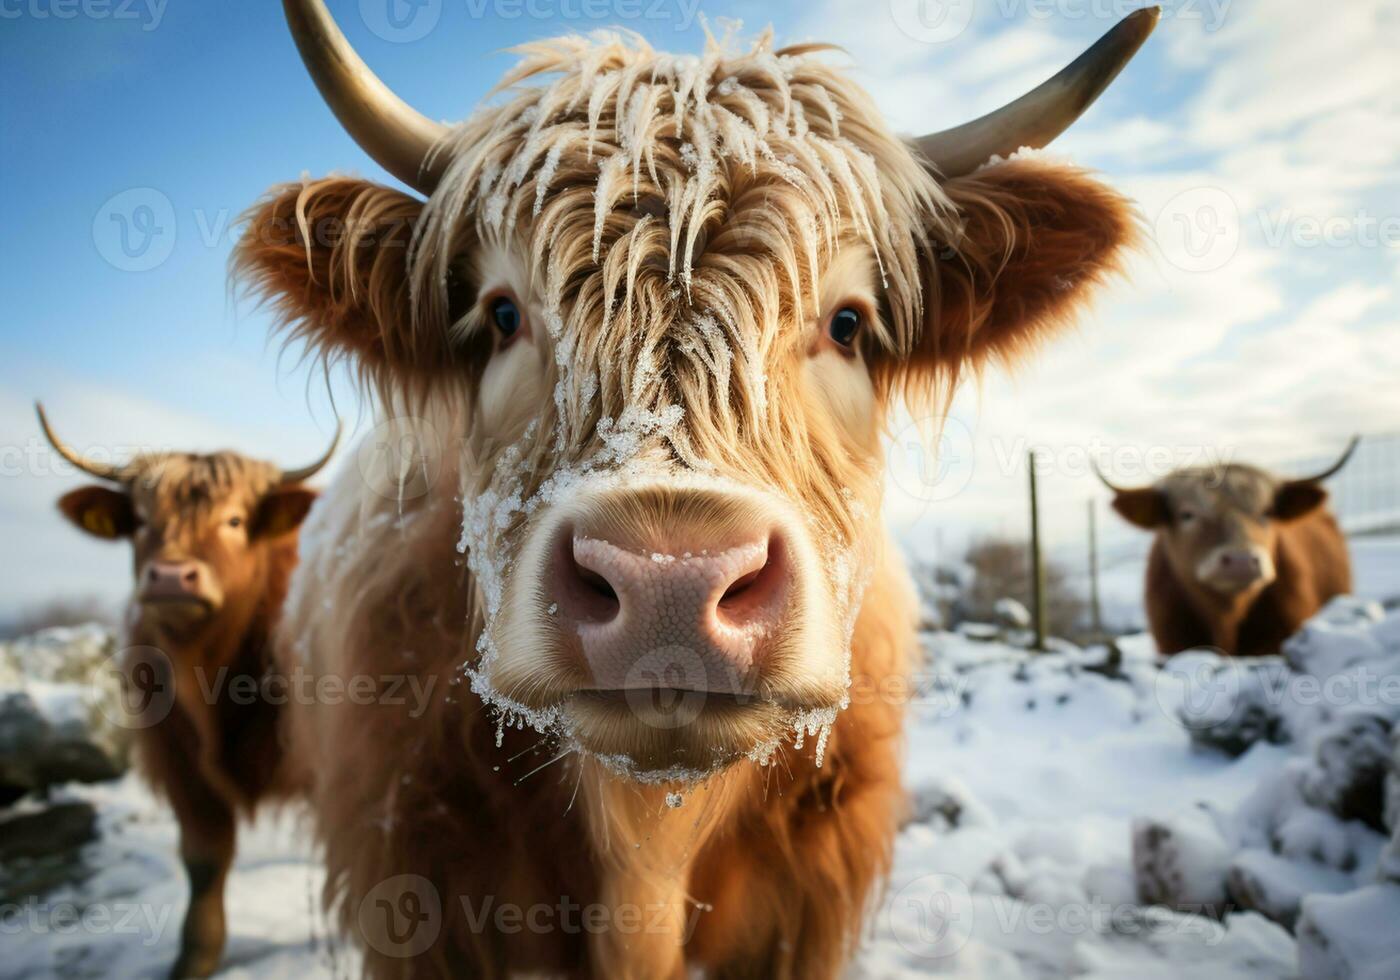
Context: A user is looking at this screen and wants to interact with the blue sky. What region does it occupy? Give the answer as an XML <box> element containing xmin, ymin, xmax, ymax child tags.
<box><xmin>2</xmin><ymin>0</ymin><xmax>1398</xmax><ymax>616</ymax></box>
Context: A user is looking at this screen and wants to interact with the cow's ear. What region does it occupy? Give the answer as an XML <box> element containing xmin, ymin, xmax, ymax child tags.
<box><xmin>234</xmin><ymin>178</ymin><xmax>456</xmax><ymax>384</ymax></box>
<box><xmin>251</xmin><ymin>487</ymin><xmax>317</xmax><ymax>541</ymax></box>
<box><xmin>909</xmin><ymin>156</ymin><xmax>1137</xmax><ymax>387</ymax></box>
<box><xmin>1271</xmin><ymin>481</ymin><xmax>1327</xmax><ymax>522</ymax></box>
<box><xmin>1111</xmin><ymin>489</ymin><xmax>1169</xmax><ymax>530</ymax></box>
<box><xmin>58</xmin><ymin>486</ymin><xmax>137</xmax><ymax>540</ymax></box>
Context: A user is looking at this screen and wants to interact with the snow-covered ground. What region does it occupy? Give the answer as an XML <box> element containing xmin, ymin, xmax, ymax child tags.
<box><xmin>4</xmin><ymin>599</ymin><xmax>1398</xmax><ymax>977</ymax></box>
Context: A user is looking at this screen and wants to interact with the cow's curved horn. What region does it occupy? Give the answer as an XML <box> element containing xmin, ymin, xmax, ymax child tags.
<box><xmin>283</xmin><ymin>0</ymin><xmax>449</xmax><ymax>195</ymax></box>
<box><xmin>916</xmin><ymin>7</ymin><xmax>1160</xmax><ymax>177</ymax></box>
<box><xmin>1090</xmin><ymin>457</ymin><xmax>1138</xmax><ymax>495</ymax></box>
<box><xmin>1294</xmin><ymin>436</ymin><xmax>1361</xmax><ymax>485</ymax></box>
<box><xmin>280</xmin><ymin>422</ymin><xmax>342</xmax><ymax>485</ymax></box>
<box><xmin>35</xmin><ymin>402</ymin><xmax>126</xmax><ymax>482</ymax></box>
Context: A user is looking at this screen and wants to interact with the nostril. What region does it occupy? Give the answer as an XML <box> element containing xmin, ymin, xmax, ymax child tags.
<box><xmin>182</xmin><ymin>568</ymin><xmax>199</xmax><ymax>585</ymax></box>
<box><xmin>573</xmin><ymin>559</ymin><xmax>617</xmax><ymax>602</ymax></box>
<box><xmin>715</xmin><ymin>534</ymin><xmax>787</xmax><ymax>629</ymax></box>
<box><xmin>554</xmin><ymin>532</ymin><xmax>622</xmax><ymax>624</ymax></box>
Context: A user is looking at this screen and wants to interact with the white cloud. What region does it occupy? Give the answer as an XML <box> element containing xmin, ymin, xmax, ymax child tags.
<box><xmin>793</xmin><ymin>0</ymin><xmax>1400</xmax><ymax>559</ymax></box>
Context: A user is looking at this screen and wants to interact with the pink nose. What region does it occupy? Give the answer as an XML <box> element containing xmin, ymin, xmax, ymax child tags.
<box><xmin>552</xmin><ymin>531</ymin><xmax>790</xmax><ymax>694</ymax></box>
<box><xmin>142</xmin><ymin>560</ymin><xmax>204</xmax><ymax>601</ymax></box>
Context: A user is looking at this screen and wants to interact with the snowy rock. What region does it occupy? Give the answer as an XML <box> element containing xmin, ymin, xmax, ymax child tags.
<box><xmin>1226</xmin><ymin>848</ymin><xmax>1353</xmax><ymax>930</ymax></box>
<box><xmin>1296</xmin><ymin>884</ymin><xmax>1400</xmax><ymax>980</ymax></box>
<box><xmin>1380</xmin><ymin>733</ymin><xmax>1400</xmax><ymax>883</ymax></box>
<box><xmin>1132</xmin><ymin>810</ymin><xmax>1233</xmax><ymax>914</ymax></box>
<box><xmin>1282</xmin><ymin>605</ymin><xmax>1386</xmax><ymax>678</ymax></box>
<box><xmin>0</xmin><ymin>800</ymin><xmax>100</xmax><ymax>903</ymax></box>
<box><xmin>0</xmin><ymin>691</ymin><xmax>125</xmax><ymax>801</ymax></box>
<box><xmin>993</xmin><ymin>597</ymin><xmax>1031</xmax><ymax>630</ymax></box>
<box><xmin>0</xmin><ymin>625</ymin><xmax>130</xmax><ymax>804</ymax></box>
<box><xmin>1176</xmin><ymin>656</ymin><xmax>1297</xmax><ymax>757</ymax></box>
<box><xmin>1299</xmin><ymin>710</ymin><xmax>1394</xmax><ymax>831</ymax></box>
<box><xmin>905</xmin><ymin>776</ymin><xmax>993</xmax><ymax>831</ymax></box>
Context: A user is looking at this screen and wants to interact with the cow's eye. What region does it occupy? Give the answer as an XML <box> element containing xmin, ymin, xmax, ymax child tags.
<box><xmin>228</xmin><ymin>516</ymin><xmax>243</xmax><ymax>529</ymax></box>
<box><xmin>1177</xmin><ymin>508</ymin><xmax>1196</xmax><ymax>524</ymax></box>
<box><xmin>490</xmin><ymin>297</ymin><xmax>521</xmax><ymax>338</ymax></box>
<box><xmin>828</xmin><ymin>307</ymin><xmax>863</xmax><ymax>348</ymax></box>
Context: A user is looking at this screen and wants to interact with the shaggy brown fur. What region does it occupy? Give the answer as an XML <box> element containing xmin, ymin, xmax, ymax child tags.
<box><xmin>1110</xmin><ymin>464</ymin><xmax>1353</xmax><ymax>657</ymax></box>
<box><xmin>54</xmin><ymin>451</ymin><xmax>316</xmax><ymax>977</ymax></box>
<box><xmin>236</xmin><ymin>30</ymin><xmax>1137</xmax><ymax>978</ymax></box>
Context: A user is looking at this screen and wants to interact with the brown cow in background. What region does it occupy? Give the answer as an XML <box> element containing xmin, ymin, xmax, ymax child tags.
<box><xmin>37</xmin><ymin>403</ymin><xmax>336</xmax><ymax>979</ymax></box>
<box><xmin>1096</xmin><ymin>438</ymin><xmax>1358</xmax><ymax>657</ymax></box>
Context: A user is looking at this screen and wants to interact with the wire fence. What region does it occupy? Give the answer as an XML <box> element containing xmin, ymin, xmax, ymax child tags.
<box><xmin>939</xmin><ymin>433</ymin><xmax>1400</xmax><ymax>633</ymax></box>
<box><xmin>1055</xmin><ymin>433</ymin><xmax>1400</xmax><ymax>623</ymax></box>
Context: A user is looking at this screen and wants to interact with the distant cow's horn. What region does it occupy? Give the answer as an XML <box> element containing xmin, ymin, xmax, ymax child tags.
<box><xmin>281</xmin><ymin>421</ymin><xmax>342</xmax><ymax>485</ymax></box>
<box><xmin>916</xmin><ymin>7</ymin><xmax>1160</xmax><ymax>177</ymax></box>
<box><xmin>1090</xmin><ymin>457</ymin><xmax>1137</xmax><ymax>495</ymax></box>
<box><xmin>1294</xmin><ymin>436</ymin><xmax>1361</xmax><ymax>485</ymax></box>
<box><xmin>35</xmin><ymin>402</ymin><xmax>126</xmax><ymax>482</ymax></box>
<box><xmin>283</xmin><ymin>0</ymin><xmax>449</xmax><ymax>195</ymax></box>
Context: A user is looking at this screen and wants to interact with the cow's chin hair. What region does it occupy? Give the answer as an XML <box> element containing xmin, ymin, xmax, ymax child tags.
<box><xmin>564</xmin><ymin>691</ymin><xmax>793</xmax><ymax>778</ymax></box>
<box><xmin>486</xmin><ymin>656</ymin><xmax>850</xmax><ymax>782</ymax></box>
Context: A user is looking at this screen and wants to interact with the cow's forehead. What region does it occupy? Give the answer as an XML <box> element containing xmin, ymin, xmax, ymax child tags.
<box><xmin>415</xmin><ymin>32</ymin><xmax>942</xmax><ymax>360</ymax></box>
<box><xmin>125</xmin><ymin>452</ymin><xmax>277</xmax><ymax>519</ymax></box>
<box><xmin>1161</xmin><ymin>465</ymin><xmax>1276</xmax><ymax>514</ymax></box>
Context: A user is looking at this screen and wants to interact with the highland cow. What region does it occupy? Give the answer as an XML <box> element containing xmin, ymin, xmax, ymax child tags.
<box><xmin>236</xmin><ymin>2</ymin><xmax>1157</xmax><ymax>975</ymax></box>
<box><xmin>38</xmin><ymin>403</ymin><xmax>335</xmax><ymax>977</ymax></box>
<box><xmin>1096</xmin><ymin>439</ymin><xmax>1358</xmax><ymax>657</ymax></box>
